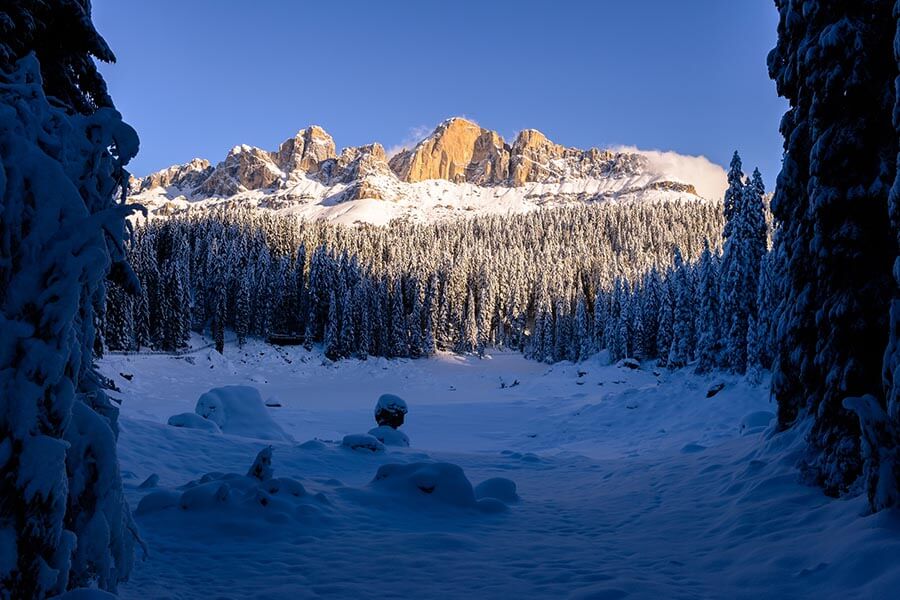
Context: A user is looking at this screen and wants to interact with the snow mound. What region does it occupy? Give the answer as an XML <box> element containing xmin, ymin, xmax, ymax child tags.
<box><xmin>368</xmin><ymin>425</ymin><xmax>410</xmax><ymax>447</ymax></box>
<box><xmin>369</xmin><ymin>462</ymin><xmax>510</xmax><ymax>512</ymax></box>
<box><xmin>342</xmin><ymin>434</ymin><xmax>385</xmax><ymax>453</ymax></box>
<box><xmin>205</xmin><ymin>349</ymin><xmax>235</xmax><ymax>372</ymax></box>
<box><xmin>195</xmin><ymin>386</ymin><xmax>291</xmax><ymax>441</ymax></box>
<box><xmin>474</xmin><ymin>477</ymin><xmax>519</xmax><ymax>503</ymax></box>
<box><xmin>298</xmin><ymin>439</ymin><xmax>327</xmax><ymax>450</ymax></box>
<box><xmin>136</xmin><ymin>448</ymin><xmax>322</xmax><ymax>522</ymax></box>
<box><xmin>167</xmin><ymin>412</ymin><xmax>222</xmax><ymax>433</ymax></box>
<box><xmin>740</xmin><ymin>410</ymin><xmax>776</xmax><ymax>435</ymax></box>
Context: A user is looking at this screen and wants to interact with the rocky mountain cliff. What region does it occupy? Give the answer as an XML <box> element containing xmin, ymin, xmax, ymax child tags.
<box><xmin>129</xmin><ymin>117</ymin><xmax>721</xmax><ymax>225</ymax></box>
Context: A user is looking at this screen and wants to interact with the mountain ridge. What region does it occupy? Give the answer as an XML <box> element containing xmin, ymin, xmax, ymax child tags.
<box><xmin>129</xmin><ymin>117</ymin><xmax>725</xmax><ymax>226</ymax></box>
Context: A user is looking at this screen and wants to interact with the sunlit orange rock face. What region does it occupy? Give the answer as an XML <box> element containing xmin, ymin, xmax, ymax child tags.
<box><xmin>389</xmin><ymin>117</ymin><xmax>510</xmax><ymax>185</ymax></box>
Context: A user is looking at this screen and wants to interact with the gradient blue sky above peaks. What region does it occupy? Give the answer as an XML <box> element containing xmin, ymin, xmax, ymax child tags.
<box><xmin>93</xmin><ymin>0</ymin><xmax>786</xmax><ymax>193</ymax></box>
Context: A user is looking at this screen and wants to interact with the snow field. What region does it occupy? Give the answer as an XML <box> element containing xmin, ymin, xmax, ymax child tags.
<box><xmin>98</xmin><ymin>338</ymin><xmax>900</xmax><ymax>599</ymax></box>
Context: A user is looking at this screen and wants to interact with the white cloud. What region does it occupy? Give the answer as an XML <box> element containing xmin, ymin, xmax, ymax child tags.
<box><xmin>386</xmin><ymin>124</ymin><xmax>437</xmax><ymax>159</ymax></box>
<box><xmin>612</xmin><ymin>146</ymin><xmax>728</xmax><ymax>201</ymax></box>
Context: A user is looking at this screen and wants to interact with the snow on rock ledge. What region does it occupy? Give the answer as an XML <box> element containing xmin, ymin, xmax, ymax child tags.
<box><xmin>195</xmin><ymin>386</ymin><xmax>292</xmax><ymax>442</ymax></box>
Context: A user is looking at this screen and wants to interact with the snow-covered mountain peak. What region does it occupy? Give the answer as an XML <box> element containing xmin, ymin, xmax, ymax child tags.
<box><xmin>129</xmin><ymin>118</ymin><xmax>726</xmax><ymax>226</ymax></box>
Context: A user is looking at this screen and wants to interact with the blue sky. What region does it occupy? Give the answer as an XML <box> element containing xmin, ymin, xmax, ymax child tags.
<box><xmin>93</xmin><ymin>0</ymin><xmax>786</xmax><ymax>192</ymax></box>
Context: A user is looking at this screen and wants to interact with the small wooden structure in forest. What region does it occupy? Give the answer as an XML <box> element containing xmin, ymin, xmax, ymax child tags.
<box><xmin>266</xmin><ymin>333</ymin><xmax>308</xmax><ymax>346</ymax></box>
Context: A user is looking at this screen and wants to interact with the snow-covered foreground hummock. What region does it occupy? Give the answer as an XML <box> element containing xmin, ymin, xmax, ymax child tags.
<box><xmin>99</xmin><ymin>338</ymin><xmax>900</xmax><ymax>599</ymax></box>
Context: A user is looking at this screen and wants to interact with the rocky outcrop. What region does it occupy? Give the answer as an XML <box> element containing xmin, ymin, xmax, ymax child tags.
<box><xmin>389</xmin><ymin>118</ymin><xmax>509</xmax><ymax>185</ymax></box>
<box><xmin>509</xmin><ymin>129</ymin><xmax>649</xmax><ymax>185</ymax></box>
<box><xmin>647</xmin><ymin>181</ymin><xmax>697</xmax><ymax>195</ymax></box>
<box><xmin>322</xmin><ymin>143</ymin><xmax>392</xmax><ymax>200</ymax></box>
<box><xmin>158</xmin><ymin>127</ymin><xmax>340</xmax><ymax>197</ymax></box>
<box><xmin>326</xmin><ymin>143</ymin><xmax>391</xmax><ymax>183</ymax></box>
<box><xmin>386</xmin><ymin>118</ymin><xmax>652</xmax><ymax>188</ymax></box>
<box><xmin>509</xmin><ymin>129</ymin><xmax>580</xmax><ymax>185</ymax></box>
<box><xmin>138</xmin><ymin>158</ymin><xmax>212</xmax><ymax>191</ymax></box>
<box><xmin>274</xmin><ymin>126</ymin><xmax>336</xmax><ymax>176</ymax></box>
<box><xmin>198</xmin><ymin>145</ymin><xmax>284</xmax><ymax>196</ymax></box>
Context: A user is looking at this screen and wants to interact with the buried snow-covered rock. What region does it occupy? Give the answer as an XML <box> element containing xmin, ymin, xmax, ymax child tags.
<box><xmin>194</xmin><ymin>385</ymin><xmax>292</xmax><ymax>441</ymax></box>
<box><xmin>167</xmin><ymin>412</ymin><xmax>222</xmax><ymax>433</ymax></box>
<box><xmin>360</xmin><ymin>462</ymin><xmax>513</xmax><ymax>513</ymax></box>
<box><xmin>135</xmin><ymin>447</ymin><xmax>326</xmax><ymax>523</ymax></box>
<box><xmin>342</xmin><ymin>433</ymin><xmax>385</xmax><ymax>453</ymax></box>
<box><xmin>374</xmin><ymin>393</ymin><xmax>408</xmax><ymax>428</ymax></box>
<box><xmin>368</xmin><ymin>425</ymin><xmax>410</xmax><ymax>447</ymax></box>
<box><xmin>474</xmin><ymin>477</ymin><xmax>520</xmax><ymax>503</ymax></box>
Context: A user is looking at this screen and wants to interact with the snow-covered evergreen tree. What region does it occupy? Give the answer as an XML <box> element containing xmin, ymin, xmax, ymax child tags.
<box><xmin>667</xmin><ymin>249</ymin><xmax>694</xmax><ymax>369</ymax></box>
<box><xmin>0</xmin><ymin>4</ymin><xmax>139</xmax><ymax>592</ymax></box>
<box><xmin>722</xmin><ymin>151</ymin><xmax>744</xmax><ymax>242</ymax></box>
<box><xmin>389</xmin><ymin>279</ymin><xmax>408</xmax><ymax>358</ymax></box>
<box><xmin>694</xmin><ymin>242</ymin><xmax>721</xmax><ymax>374</ymax></box>
<box><xmin>656</xmin><ymin>276</ymin><xmax>675</xmax><ymax>368</ymax></box>
<box><xmin>592</xmin><ymin>288</ymin><xmax>607</xmax><ymax>356</ymax></box>
<box><xmin>461</xmin><ymin>289</ymin><xmax>480</xmax><ymax>354</ymax></box>
<box><xmin>858</xmin><ymin>0</ymin><xmax>900</xmax><ymax>512</ymax></box>
<box><xmin>105</xmin><ymin>282</ymin><xmax>136</xmax><ymax>351</ymax></box>
<box><xmin>234</xmin><ymin>267</ymin><xmax>252</xmax><ymax>347</ymax></box>
<box><xmin>323</xmin><ymin>289</ymin><xmax>339</xmax><ymax>360</ymax></box>
<box><xmin>768</xmin><ymin>0</ymin><xmax>897</xmax><ymax>501</ymax></box>
<box><xmin>574</xmin><ymin>293</ymin><xmax>592</xmax><ymax>361</ymax></box>
<box><xmin>606</xmin><ymin>280</ymin><xmax>625</xmax><ymax>361</ymax></box>
<box><xmin>422</xmin><ymin>276</ymin><xmax>437</xmax><ymax>357</ymax></box>
<box><xmin>719</xmin><ymin>156</ymin><xmax>768</xmax><ymax>374</ymax></box>
<box><xmin>640</xmin><ymin>268</ymin><xmax>662</xmax><ymax>360</ymax></box>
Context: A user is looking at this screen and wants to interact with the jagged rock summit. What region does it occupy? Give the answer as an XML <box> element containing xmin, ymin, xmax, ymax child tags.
<box><xmin>130</xmin><ymin>117</ymin><xmax>722</xmax><ymax>226</ymax></box>
<box><xmin>389</xmin><ymin>117</ymin><xmax>509</xmax><ymax>185</ymax></box>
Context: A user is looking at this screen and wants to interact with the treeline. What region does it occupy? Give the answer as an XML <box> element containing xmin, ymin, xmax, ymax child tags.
<box><xmin>527</xmin><ymin>154</ymin><xmax>771</xmax><ymax>376</ymax></box>
<box><xmin>103</xmin><ymin>172</ymin><xmax>768</xmax><ymax>373</ymax></box>
<box><xmin>102</xmin><ymin>199</ymin><xmax>717</xmax><ymax>358</ymax></box>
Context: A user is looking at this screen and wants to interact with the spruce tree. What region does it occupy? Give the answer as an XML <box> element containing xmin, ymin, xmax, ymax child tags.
<box><xmin>656</xmin><ymin>277</ymin><xmax>675</xmax><ymax>367</ymax></box>
<box><xmin>723</xmin><ymin>151</ymin><xmax>744</xmax><ymax>241</ymax></box>
<box><xmin>389</xmin><ymin>279</ymin><xmax>408</xmax><ymax>357</ymax></box>
<box><xmin>324</xmin><ymin>289</ymin><xmax>339</xmax><ymax>360</ymax></box>
<box><xmin>856</xmin><ymin>0</ymin><xmax>900</xmax><ymax>511</ymax></box>
<box><xmin>0</xmin><ymin>3</ymin><xmax>138</xmax><ymax>594</ymax></box>
<box><xmin>234</xmin><ymin>268</ymin><xmax>252</xmax><ymax>347</ymax></box>
<box><xmin>668</xmin><ymin>249</ymin><xmax>694</xmax><ymax>369</ymax></box>
<box><xmin>574</xmin><ymin>293</ymin><xmax>592</xmax><ymax>361</ymax></box>
<box><xmin>422</xmin><ymin>276</ymin><xmax>437</xmax><ymax>356</ymax></box>
<box><xmin>461</xmin><ymin>289</ymin><xmax>479</xmax><ymax>354</ymax></box>
<box><xmin>592</xmin><ymin>288</ymin><xmax>608</xmax><ymax>353</ymax></box>
<box><xmin>768</xmin><ymin>0</ymin><xmax>897</xmax><ymax>500</ymax></box>
<box><xmin>694</xmin><ymin>242</ymin><xmax>721</xmax><ymax>374</ymax></box>
<box><xmin>640</xmin><ymin>268</ymin><xmax>662</xmax><ymax>359</ymax></box>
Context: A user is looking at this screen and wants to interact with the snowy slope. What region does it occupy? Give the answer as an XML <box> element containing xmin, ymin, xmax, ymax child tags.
<box><xmin>129</xmin><ymin>176</ymin><xmax>709</xmax><ymax>227</ymax></box>
<box><xmin>98</xmin><ymin>338</ymin><xmax>900</xmax><ymax>599</ymax></box>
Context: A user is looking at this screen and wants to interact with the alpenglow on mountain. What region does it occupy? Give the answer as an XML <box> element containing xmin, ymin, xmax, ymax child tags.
<box><xmin>130</xmin><ymin>117</ymin><xmax>727</xmax><ymax>225</ymax></box>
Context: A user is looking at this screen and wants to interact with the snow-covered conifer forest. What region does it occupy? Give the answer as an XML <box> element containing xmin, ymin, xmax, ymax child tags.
<box><xmin>1</xmin><ymin>1</ymin><xmax>900</xmax><ymax>599</ymax></box>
